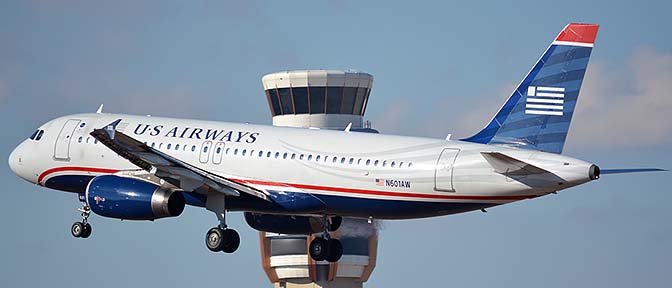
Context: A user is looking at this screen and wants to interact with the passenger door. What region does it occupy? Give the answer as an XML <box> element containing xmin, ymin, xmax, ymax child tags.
<box><xmin>434</xmin><ymin>148</ymin><xmax>460</xmax><ymax>192</ymax></box>
<box><xmin>54</xmin><ymin>119</ymin><xmax>81</xmax><ymax>160</ymax></box>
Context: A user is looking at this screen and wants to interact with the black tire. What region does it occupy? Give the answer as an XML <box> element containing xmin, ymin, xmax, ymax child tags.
<box><xmin>326</xmin><ymin>239</ymin><xmax>343</xmax><ymax>262</ymax></box>
<box><xmin>329</xmin><ymin>216</ymin><xmax>342</xmax><ymax>232</ymax></box>
<box><xmin>309</xmin><ymin>238</ymin><xmax>329</xmax><ymax>261</ymax></box>
<box><xmin>221</xmin><ymin>229</ymin><xmax>240</xmax><ymax>253</ymax></box>
<box><xmin>81</xmin><ymin>223</ymin><xmax>92</xmax><ymax>238</ymax></box>
<box><xmin>71</xmin><ymin>222</ymin><xmax>84</xmax><ymax>238</ymax></box>
<box><xmin>205</xmin><ymin>227</ymin><xmax>224</xmax><ymax>252</ymax></box>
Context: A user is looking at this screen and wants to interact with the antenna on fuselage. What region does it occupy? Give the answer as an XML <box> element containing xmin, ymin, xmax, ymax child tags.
<box><xmin>96</xmin><ymin>104</ymin><xmax>104</xmax><ymax>114</ymax></box>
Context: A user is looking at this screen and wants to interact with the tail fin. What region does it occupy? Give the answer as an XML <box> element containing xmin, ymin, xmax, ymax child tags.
<box><xmin>463</xmin><ymin>23</ymin><xmax>599</xmax><ymax>154</ymax></box>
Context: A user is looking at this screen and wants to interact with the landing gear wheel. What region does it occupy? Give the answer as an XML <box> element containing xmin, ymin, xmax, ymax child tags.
<box><xmin>71</xmin><ymin>222</ymin><xmax>85</xmax><ymax>238</ymax></box>
<box><xmin>81</xmin><ymin>223</ymin><xmax>92</xmax><ymax>238</ymax></box>
<box><xmin>309</xmin><ymin>238</ymin><xmax>329</xmax><ymax>261</ymax></box>
<box><xmin>206</xmin><ymin>227</ymin><xmax>224</xmax><ymax>252</ymax></box>
<box><xmin>220</xmin><ymin>229</ymin><xmax>240</xmax><ymax>253</ymax></box>
<box><xmin>326</xmin><ymin>239</ymin><xmax>343</xmax><ymax>262</ymax></box>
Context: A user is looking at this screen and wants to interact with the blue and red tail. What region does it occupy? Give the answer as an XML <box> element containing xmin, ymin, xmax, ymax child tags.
<box><xmin>463</xmin><ymin>23</ymin><xmax>599</xmax><ymax>154</ymax></box>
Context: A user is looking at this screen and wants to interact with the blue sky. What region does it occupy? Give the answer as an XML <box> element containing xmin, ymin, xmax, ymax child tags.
<box><xmin>1</xmin><ymin>1</ymin><xmax>670</xmax><ymax>287</ymax></box>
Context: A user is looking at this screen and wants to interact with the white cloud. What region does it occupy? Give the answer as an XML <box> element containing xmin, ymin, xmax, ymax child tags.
<box><xmin>566</xmin><ymin>47</ymin><xmax>672</xmax><ymax>150</ymax></box>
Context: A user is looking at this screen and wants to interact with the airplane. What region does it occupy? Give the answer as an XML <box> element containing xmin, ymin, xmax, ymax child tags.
<box><xmin>8</xmin><ymin>23</ymin><xmax>665</xmax><ymax>262</ymax></box>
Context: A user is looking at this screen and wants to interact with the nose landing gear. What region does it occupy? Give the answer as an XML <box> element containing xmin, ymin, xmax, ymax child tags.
<box><xmin>71</xmin><ymin>204</ymin><xmax>92</xmax><ymax>238</ymax></box>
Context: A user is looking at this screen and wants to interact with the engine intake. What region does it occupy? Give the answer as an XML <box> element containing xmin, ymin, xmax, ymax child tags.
<box><xmin>86</xmin><ymin>175</ymin><xmax>185</xmax><ymax>220</ymax></box>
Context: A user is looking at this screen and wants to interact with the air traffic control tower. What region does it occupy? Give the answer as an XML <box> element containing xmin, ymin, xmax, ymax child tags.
<box><xmin>258</xmin><ymin>70</ymin><xmax>379</xmax><ymax>288</ymax></box>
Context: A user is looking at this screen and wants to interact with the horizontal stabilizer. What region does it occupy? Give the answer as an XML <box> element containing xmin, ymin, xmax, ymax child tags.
<box><xmin>481</xmin><ymin>152</ymin><xmax>552</xmax><ymax>176</ymax></box>
<box><xmin>601</xmin><ymin>168</ymin><xmax>667</xmax><ymax>175</ymax></box>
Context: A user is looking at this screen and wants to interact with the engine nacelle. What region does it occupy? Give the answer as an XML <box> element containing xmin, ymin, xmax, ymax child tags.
<box><xmin>244</xmin><ymin>212</ymin><xmax>341</xmax><ymax>234</ymax></box>
<box><xmin>86</xmin><ymin>175</ymin><xmax>185</xmax><ymax>220</ymax></box>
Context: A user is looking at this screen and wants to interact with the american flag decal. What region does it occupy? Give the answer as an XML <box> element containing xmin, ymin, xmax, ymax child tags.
<box><xmin>525</xmin><ymin>86</ymin><xmax>564</xmax><ymax>116</ymax></box>
<box><xmin>375</xmin><ymin>178</ymin><xmax>385</xmax><ymax>186</ymax></box>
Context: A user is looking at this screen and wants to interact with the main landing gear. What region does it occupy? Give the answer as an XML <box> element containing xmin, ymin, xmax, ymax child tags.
<box><xmin>71</xmin><ymin>204</ymin><xmax>92</xmax><ymax>239</ymax></box>
<box><xmin>205</xmin><ymin>194</ymin><xmax>240</xmax><ymax>253</ymax></box>
<box><xmin>309</xmin><ymin>216</ymin><xmax>343</xmax><ymax>262</ymax></box>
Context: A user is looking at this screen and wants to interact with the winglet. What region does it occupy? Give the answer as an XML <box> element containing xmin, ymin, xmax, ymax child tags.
<box><xmin>104</xmin><ymin>119</ymin><xmax>122</xmax><ymax>140</ymax></box>
<box><xmin>344</xmin><ymin>122</ymin><xmax>352</xmax><ymax>132</ymax></box>
<box><xmin>554</xmin><ymin>23</ymin><xmax>599</xmax><ymax>46</ymax></box>
<box><xmin>96</xmin><ymin>104</ymin><xmax>104</xmax><ymax>114</ymax></box>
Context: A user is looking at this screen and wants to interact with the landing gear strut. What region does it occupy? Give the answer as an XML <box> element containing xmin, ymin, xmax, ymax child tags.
<box><xmin>71</xmin><ymin>204</ymin><xmax>92</xmax><ymax>238</ymax></box>
<box><xmin>309</xmin><ymin>216</ymin><xmax>343</xmax><ymax>262</ymax></box>
<box><xmin>205</xmin><ymin>194</ymin><xmax>240</xmax><ymax>253</ymax></box>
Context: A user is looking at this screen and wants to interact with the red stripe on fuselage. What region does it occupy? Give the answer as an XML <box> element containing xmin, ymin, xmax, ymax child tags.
<box><xmin>233</xmin><ymin>179</ymin><xmax>535</xmax><ymax>201</ymax></box>
<box><xmin>38</xmin><ymin>166</ymin><xmax>120</xmax><ymax>185</ymax></box>
<box><xmin>38</xmin><ymin>167</ymin><xmax>536</xmax><ymax>202</ymax></box>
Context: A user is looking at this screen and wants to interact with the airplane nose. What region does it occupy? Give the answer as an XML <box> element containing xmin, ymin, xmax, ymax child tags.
<box><xmin>8</xmin><ymin>145</ymin><xmax>20</xmax><ymax>175</ymax></box>
<box><xmin>8</xmin><ymin>142</ymin><xmax>31</xmax><ymax>183</ymax></box>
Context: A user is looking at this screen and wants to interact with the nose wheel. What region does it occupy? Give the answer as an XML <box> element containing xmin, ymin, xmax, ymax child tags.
<box><xmin>71</xmin><ymin>204</ymin><xmax>92</xmax><ymax>238</ymax></box>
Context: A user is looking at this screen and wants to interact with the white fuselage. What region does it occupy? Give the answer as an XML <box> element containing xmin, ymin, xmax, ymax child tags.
<box><xmin>9</xmin><ymin>113</ymin><xmax>595</xmax><ymax>219</ymax></box>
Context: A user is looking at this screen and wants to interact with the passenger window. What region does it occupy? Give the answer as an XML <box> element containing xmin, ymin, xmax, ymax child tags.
<box><xmin>267</xmin><ymin>151</ymin><xmax>272</xmax><ymax>158</ymax></box>
<box><xmin>332</xmin><ymin>156</ymin><xmax>337</xmax><ymax>163</ymax></box>
<box><xmin>259</xmin><ymin>151</ymin><xmax>263</xmax><ymax>157</ymax></box>
<box><xmin>151</xmin><ymin>142</ymin><xmax>155</xmax><ymax>147</ymax></box>
<box><xmin>340</xmin><ymin>157</ymin><xmax>346</xmax><ymax>164</ymax></box>
<box><xmin>299</xmin><ymin>154</ymin><xmax>304</xmax><ymax>160</ymax></box>
<box><xmin>175</xmin><ymin>144</ymin><xmax>180</xmax><ymax>150</ymax></box>
<box><xmin>399</xmin><ymin>161</ymin><xmax>404</xmax><ymax>167</ymax></box>
<box><xmin>316</xmin><ymin>155</ymin><xmax>321</xmax><ymax>161</ymax></box>
<box><xmin>374</xmin><ymin>160</ymin><xmax>379</xmax><ymax>166</ymax></box>
<box><xmin>159</xmin><ymin>143</ymin><xmax>163</xmax><ymax>149</ymax></box>
<box><xmin>192</xmin><ymin>145</ymin><xmax>196</xmax><ymax>152</ymax></box>
<box><xmin>391</xmin><ymin>161</ymin><xmax>396</xmax><ymax>168</ymax></box>
<box><xmin>275</xmin><ymin>152</ymin><xmax>279</xmax><ymax>159</ymax></box>
<box><xmin>382</xmin><ymin>160</ymin><xmax>387</xmax><ymax>167</ymax></box>
<box><xmin>349</xmin><ymin>158</ymin><xmax>354</xmax><ymax>164</ymax></box>
<box><xmin>94</xmin><ymin>139</ymin><xmax>98</xmax><ymax>144</ymax></box>
<box><xmin>203</xmin><ymin>146</ymin><xmax>208</xmax><ymax>153</ymax></box>
<box><xmin>291</xmin><ymin>153</ymin><xmax>296</xmax><ymax>160</ymax></box>
<box><xmin>408</xmin><ymin>163</ymin><xmax>413</xmax><ymax>168</ymax></box>
<box><xmin>216</xmin><ymin>147</ymin><xmax>222</xmax><ymax>154</ymax></box>
<box><xmin>283</xmin><ymin>153</ymin><xmax>288</xmax><ymax>159</ymax></box>
<box><xmin>366</xmin><ymin>159</ymin><xmax>371</xmax><ymax>166</ymax></box>
<box><xmin>242</xmin><ymin>149</ymin><xmax>247</xmax><ymax>156</ymax></box>
<box><xmin>78</xmin><ymin>136</ymin><xmax>83</xmax><ymax>143</ymax></box>
<box><xmin>167</xmin><ymin>143</ymin><xmax>172</xmax><ymax>150</ymax></box>
<box><xmin>234</xmin><ymin>148</ymin><xmax>238</xmax><ymax>155</ymax></box>
<box><xmin>87</xmin><ymin>137</ymin><xmax>91</xmax><ymax>144</ymax></box>
<box><xmin>250</xmin><ymin>149</ymin><xmax>254</xmax><ymax>156</ymax></box>
<box><xmin>307</xmin><ymin>155</ymin><xmax>313</xmax><ymax>161</ymax></box>
<box><xmin>357</xmin><ymin>158</ymin><xmax>362</xmax><ymax>165</ymax></box>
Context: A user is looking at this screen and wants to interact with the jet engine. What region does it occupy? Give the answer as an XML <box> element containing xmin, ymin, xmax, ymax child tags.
<box><xmin>244</xmin><ymin>212</ymin><xmax>341</xmax><ymax>234</ymax></box>
<box><xmin>86</xmin><ymin>175</ymin><xmax>185</xmax><ymax>220</ymax></box>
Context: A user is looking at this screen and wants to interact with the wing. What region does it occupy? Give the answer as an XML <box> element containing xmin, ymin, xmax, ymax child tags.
<box><xmin>90</xmin><ymin>119</ymin><xmax>271</xmax><ymax>202</ymax></box>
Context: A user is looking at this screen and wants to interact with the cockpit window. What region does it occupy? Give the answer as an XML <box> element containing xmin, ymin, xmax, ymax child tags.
<box><xmin>29</xmin><ymin>130</ymin><xmax>39</xmax><ymax>140</ymax></box>
<box><xmin>35</xmin><ymin>130</ymin><xmax>44</xmax><ymax>141</ymax></box>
